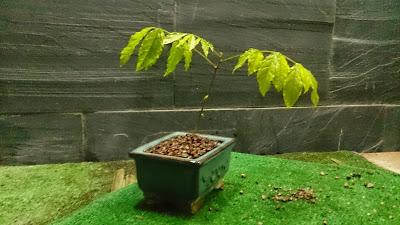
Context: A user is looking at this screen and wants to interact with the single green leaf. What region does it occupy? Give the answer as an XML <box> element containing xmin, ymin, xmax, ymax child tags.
<box><xmin>247</xmin><ymin>50</ymin><xmax>264</xmax><ymax>75</ymax></box>
<box><xmin>183</xmin><ymin>43</ymin><xmax>192</xmax><ymax>71</ymax></box>
<box><xmin>186</xmin><ymin>34</ymin><xmax>200</xmax><ymax>50</ymax></box>
<box><xmin>232</xmin><ymin>48</ymin><xmax>262</xmax><ymax>74</ymax></box>
<box><xmin>256</xmin><ymin>60</ymin><xmax>275</xmax><ymax>96</ymax></box>
<box><xmin>310</xmin><ymin>73</ymin><xmax>318</xmax><ymax>90</ymax></box>
<box><xmin>171</xmin><ymin>35</ymin><xmax>198</xmax><ymax>71</ymax></box>
<box><xmin>163</xmin><ymin>32</ymin><xmax>187</xmax><ymax>45</ymax></box>
<box><xmin>295</xmin><ymin>63</ymin><xmax>312</xmax><ymax>93</ymax></box>
<box><xmin>289</xmin><ymin>63</ymin><xmax>319</xmax><ymax>106</ymax></box>
<box><xmin>120</xmin><ymin>27</ymin><xmax>153</xmax><ymax>67</ymax></box>
<box><xmin>232</xmin><ymin>50</ymin><xmax>252</xmax><ymax>73</ymax></box>
<box><xmin>269</xmin><ymin>52</ymin><xmax>290</xmax><ymax>92</ymax></box>
<box><xmin>176</xmin><ymin>34</ymin><xmax>192</xmax><ymax>47</ymax></box>
<box><xmin>136</xmin><ymin>28</ymin><xmax>165</xmax><ymax>71</ymax></box>
<box><xmin>283</xmin><ymin>67</ymin><xmax>303</xmax><ymax>107</ymax></box>
<box><xmin>164</xmin><ymin>41</ymin><xmax>184</xmax><ymax>76</ymax></box>
<box><xmin>200</xmin><ymin>38</ymin><xmax>213</xmax><ymax>57</ymax></box>
<box><xmin>311</xmin><ymin>88</ymin><xmax>319</xmax><ymax>107</ymax></box>
<box><xmin>309</xmin><ymin>72</ymin><xmax>319</xmax><ymax>106</ymax></box>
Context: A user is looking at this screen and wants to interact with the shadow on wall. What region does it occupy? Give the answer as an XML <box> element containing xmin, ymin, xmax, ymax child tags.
<box><xmin>0</xmin><ymin>120</ymin><xmax>30</xmax><ymax>164</ymax></box>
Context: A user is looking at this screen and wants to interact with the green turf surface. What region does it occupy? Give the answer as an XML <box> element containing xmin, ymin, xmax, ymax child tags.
<box><xmin>0</xmin><ymin>161</ymin><xmax>134</xmax><ymax>225</ymax></box>
<box><xmin>275</xmin><ymin>151</ymin><xmax>380</xmax><ymax>170</ymax></box>
<box><xmin>53</xmin><ymin>152</ymin><xmax>400</xmax><ymax>225</ymax></box>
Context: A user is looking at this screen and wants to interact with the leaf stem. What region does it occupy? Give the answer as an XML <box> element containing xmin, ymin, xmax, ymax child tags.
<box><xmin>260</xmin><ymin>50</ymin><xmax>298</xmax><ymax>64</ymax></box>
<box><xmin>194</xmin><ymin>48</ymin><xmax>217</xmax><ymax>68</ymax></box>
<box><xmin>221</xmin><ymin>50</ymin><xmax>298</xmax><ymax>65</ymax></box>
<box><xmin>221</xmin><ymin>54</ymin><xmax>240</xmax><ymax>62</ymax></box>
<box><xmin>212</xmin><ymin>50</ymin><xmax>223</xmax><ymax>58</ymax></box>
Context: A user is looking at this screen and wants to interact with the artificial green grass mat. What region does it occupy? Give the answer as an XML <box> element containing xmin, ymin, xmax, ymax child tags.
<box><xmin>275</xmin><ymin>151</ymin><xmax>380</xmax><ymax>170</ymax></box>
<box><xmin>0</xmin><ymin>161</ymin><xmax>134</xmax><ymax>225</ymax></box>
<box><xmin>54</xmin><ymin>153</ymin><xmax>400</xmax><ymax>225</ymax></box>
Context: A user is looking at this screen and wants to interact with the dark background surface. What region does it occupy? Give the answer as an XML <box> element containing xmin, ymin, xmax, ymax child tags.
<box><xmin>1</xmin><ymin>0</ymin><xmax>399</xmax><ymax>164</ymax></box>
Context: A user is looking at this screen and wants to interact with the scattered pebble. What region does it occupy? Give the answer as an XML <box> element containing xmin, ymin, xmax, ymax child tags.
<box><xmin>239</xmin><ymin>190</ymin><xmax>244</xmax><ymax>195</ymax></box>
<box><xmin>320</xmin><ymin>171</ymin><xmax>326</xmax><ymax>176</ymax></box>
<box><xmin>344</xmin><ymin>182</ymin><xmax>350</xmax><ymax>188</ymax></box>
<box><xmin>257</xmin><ymin>222</ymin><xmax>263</xmax><ymax>225</ymax></box>
<box><xmin>346</xmin><ymin>172</ymin><xmax>361</xmax><ymax>180</ymax></box>
<box><xmin>135</xmin><ymin>215</ymin><xmax>144</xmax><ymax>220</ymax></box>
<box><xmin>335</xmin><ymin>176</ymin><xmax>340</xmax><ymax>180</ymax></box>
<box><xmin>261</xmin><ymin>194</ymin><xmax>267</xmax><ymax>200</ymax></box>
<box><xmin>241</xmin><ymin>173</ymin><xmax>246</xmax><ymax>178</ymax></box>
<box><xmin>323</xmin><ymin>219</ymin><xmax>328</xmax><ymax>225</ymax></box>
<box><xmin>272</xmin><ymin>188</ymin><xmax>316</xmax><ymax>203</ymax></box>
<box><xmin>364</xmin><ymin>182</ymin><xmax>374</xmax><ymax>188</ymax></box>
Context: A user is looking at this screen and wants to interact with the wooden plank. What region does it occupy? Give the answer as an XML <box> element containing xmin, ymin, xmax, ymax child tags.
<box><xmin>125</xmin><ymin>174</ymin><xmax>137</xmax><ymax>186</ymax></box>
<box><xmin>111</xmin><ymin>168</ymin><xmax>126</xmax><ymax>192</ymax></box>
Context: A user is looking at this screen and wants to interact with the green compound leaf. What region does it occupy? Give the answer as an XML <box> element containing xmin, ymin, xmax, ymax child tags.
<box><xmin>163</xmin><ymin>32</ymin><xmax>187</xmax><ymax>45</ymax></box>
<box><xmin>164</xmin><ymin>41</ymin><xmax>185</xmax><ymax>76</ymax></box>
<box><xmin>136</xmin><ymin>28</ymin><xmax>165</xmax><ymax>71</ymax></box>
<box><xmin>231</xmin><ymin>48</ymin><xmax>318</xmax><ymax>107</ymax></box>
<box><xmin>120</xmin><ymin>27</ymin><xmax>154</xmax><ymax>67</ymax></box>
<box><xmin>283</xmin><ymin>65</ymin><xmax>304</xmax><ymax>107</ymax></box>
<box><xmin>120</xmin><ymin>27</ymin><xmax>319</xmax><ymax>108</ymax></box>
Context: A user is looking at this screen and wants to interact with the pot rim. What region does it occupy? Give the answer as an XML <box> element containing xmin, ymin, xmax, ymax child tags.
<box><xmin>129</xmin><ymin>131</ymin><xmax>235</xmax><ymax>166</ymax></box>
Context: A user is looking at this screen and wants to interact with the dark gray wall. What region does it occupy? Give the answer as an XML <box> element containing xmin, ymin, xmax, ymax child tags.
<box><xmin>1</xmin><ymin>0</ymin><xmax>399</xmax><ymax>164</ymax></box>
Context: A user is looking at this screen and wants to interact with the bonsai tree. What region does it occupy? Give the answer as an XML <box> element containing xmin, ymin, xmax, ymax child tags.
<box><xmin>120</xmin><ymin>27</ymin><xmax>319</xmax><ymax>129</ymax></box>
<box><xmin>123</xmin><ymin>27</ymin><xmax>320</xmax><ymax>212</ymax></box>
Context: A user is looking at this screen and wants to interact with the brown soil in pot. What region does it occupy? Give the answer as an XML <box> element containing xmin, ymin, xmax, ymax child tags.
<box><xmin>146</xmin><ymin>134</ymin><xmax>221</xmax><ymax>159</ymax></box>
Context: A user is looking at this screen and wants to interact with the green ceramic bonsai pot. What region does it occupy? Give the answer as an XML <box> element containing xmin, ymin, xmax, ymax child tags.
<box><xmin>129</xmin><ymin>131</ymin><xmax>235</xmax><ymax>213</ymax></box>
